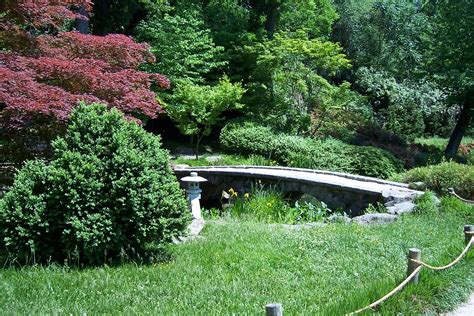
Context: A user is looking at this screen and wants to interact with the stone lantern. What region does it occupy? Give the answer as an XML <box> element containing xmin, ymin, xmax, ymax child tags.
<box><xmin>180</xmin><ymin>172</ymin><xmax>207</xmax><ymax>219</ymax></box>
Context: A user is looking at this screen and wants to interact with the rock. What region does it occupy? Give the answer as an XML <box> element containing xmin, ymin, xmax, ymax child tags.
<box><xmin>386</xmin><ymin>201</ymin><xmax>416</xmax><ymax>215</ymax></box>
<box><xmin>188</xmin><ymin>218</ymin><xmax>206</xmax><ymax>236</ymax></box>
<box><xmin>382</xmin><ymin>189</ymin><xmax>420</xmax><ymax>204</ymax></box>
<box><xmin>430</xmin><ymin>195</ymin><xmax>441</xmax><ymax>206</ymax></box>
<box><xmin>172</xmin><ymin>218</ymin><xmax>206</xmax><ymax>244</ymax></box>
<box><xmin>384</xmin><ymin>200</ymin><xmax>397</xmax><ymax>207</ymax></box>
<box><xmin>352</xmin><ymin>213</ymin><xmax>398</xmax><ymax>225</ymax></box>
<box><xmin>326</xmin><ymin>214</ymin><xmax>352</xmax><ymax>224</ymax></box>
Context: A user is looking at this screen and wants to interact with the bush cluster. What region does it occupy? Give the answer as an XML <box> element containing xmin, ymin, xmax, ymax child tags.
<box><xmin>0</xmin><ymin>104</ymin><xmax>189</xmax><ymax>265</ymax></box>
<box><xmin>220</xmin><ymin>121</ymin><xmax>404</xmax><ymax>179</ymax></box>
<box><xmin>392</xmin><ymin>162</ymin><xmax>474</xmax><ymax>199</ymax></box>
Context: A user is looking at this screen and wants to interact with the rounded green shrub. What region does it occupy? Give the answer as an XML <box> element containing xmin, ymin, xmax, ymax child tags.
<box><xmin>393</xmin><ymin>162</ymin><xmax>474</xmax><ymax>199</ymax></box>
<box><xmin>220</xmin><ymin>121</ymin><xmax>275</xmax><ymax>155</ymax></box>
<box><xmin>348</xmin><ymin>146</ymin><xmax>404</xmax><ymax>179</ymax></box>
<box><xmin>219</xmin><ymin>121</ymin><xmax>404</xmax><ymax>179</ymax></box>
<box><xmin>0</xmin><ymin>103</ymin><xmax>189</xmax><ymax>265</ymax></box>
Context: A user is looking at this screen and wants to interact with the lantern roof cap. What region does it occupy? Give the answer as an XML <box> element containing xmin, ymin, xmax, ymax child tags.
<box><xmin>181</xmin><ymin>171</ymin><xmax>207</xmax><ymax>183</ymax></box>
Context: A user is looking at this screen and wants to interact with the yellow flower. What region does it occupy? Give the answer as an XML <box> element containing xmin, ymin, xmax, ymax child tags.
<box><xmin>228</xmin><ymin>188</ymin><xmax>238</xmax><ymax>197</ymax></box>
<box><xmin>267</xmin><ymin>202</ymin><xmax>273</xmax><ymax>207</ymax></box>
<box><xmin>244</xmin><ymin>193</ymin><xmax>250</xmax><ymax>199</ymax></box>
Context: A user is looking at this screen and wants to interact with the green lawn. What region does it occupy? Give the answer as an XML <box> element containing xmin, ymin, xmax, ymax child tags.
<box><xmin>0</xmin><ymin>197</ymin><xmax>473</xmax><ymax>314</ymax></box>
<box><xmin>414</xmin><ymin>136</ymin><xmax>473</xmax><ymax>148</ymax></box>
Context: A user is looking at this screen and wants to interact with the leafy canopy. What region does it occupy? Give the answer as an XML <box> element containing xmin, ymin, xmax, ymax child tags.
<box><xmin>1</xmin><ymin>1</ymin><xmax>169</xmax><ymax>129</ymax></box>
<box><xmin>164</xmin><ymin>76</ymin><xmax>245</xmax><ymax>158</ymax></box>
<box><xmin>165</xmin><ymin>76</ymin><xmax>245</xmax><ymax>137</ymax></box>
<box><xmin>136</xmin><ymin>11</ymin><xmax>226</xmax><ymax>83</ymax></box>
<box><xmin>247</xmin><ymin>31</ymin><xmax>351</xmax><ymax>134</ymax></box>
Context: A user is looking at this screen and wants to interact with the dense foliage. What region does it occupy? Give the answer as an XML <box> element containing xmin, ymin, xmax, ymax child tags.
<box><xmin>1</xmin><ymin>1</ymin><xmax>168</xmax><ymax>126</ymax></box>
<box><xmin>245</xmin><ymin>31</ymin><xmax>353</xmax><ymax>134</ymax></box>
<box><xmin>218</xmin><ymin>187</ymin><xmax>336</xmax><ymax>224</ymax></box>
<box><xmin>220</xmin><ymin>121</ymin><xmax>403</xmax><ymax>179</ymax></box>
<box><xmin>0</xmin><ymin>104</ymin><xmax>189</xmax><ymax>265</ymax></box>
<box><xmin>2</xmin><ymin>0</ymin><xmax>473</xmax><ymax>180</ymax></box>
<box><xmin>136</xmin><ymin>11</ymin><xmax>226</xmax><ymax>83</ymax></box>
<box><xmin>392</xmin><ymin>162</ymin><xmax>474</xmax><ymax>199</ymax></box>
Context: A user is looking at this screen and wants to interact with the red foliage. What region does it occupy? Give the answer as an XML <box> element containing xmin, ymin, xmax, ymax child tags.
<box><xmin>1</xmin><ymin>1</ymin><xmax>92</xmax><ymax>29</ymax></box>
<box><xmin>36</xmin><ymin>32</ymin><xmax>157</xmax><ymax>68</ymax></box>
<box><xmin>0</xmin><ymin>1</ymin><xmax>169</xmax><ymax>129</ymax></box>
<box><xmin>0</xmin><ymin>66</ymin><xmax>99</xmax><ymax>124</ymax></box>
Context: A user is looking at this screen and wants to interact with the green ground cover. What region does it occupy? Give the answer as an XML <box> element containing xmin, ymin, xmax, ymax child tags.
<box><xmin>1</xmin><ymin>197</ymin><xmax>472</xmax><ymax>314</ymax></box>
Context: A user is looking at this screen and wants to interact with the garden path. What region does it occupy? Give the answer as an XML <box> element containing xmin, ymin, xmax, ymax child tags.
<box><xmin>447</xmin><ymin>294</ymin><xmax>474</xmax><ymax>316</ymax></box>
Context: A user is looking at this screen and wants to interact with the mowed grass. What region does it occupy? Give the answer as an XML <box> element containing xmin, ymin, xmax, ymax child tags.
<box><xmin>414</xmin><ymin>136</ymin><xmax>473</xmax><ymax>148</ymax></box>
<box><xmin>0</xmin><ymin>197</ymin><xmax>473</xmax><ymax>314</ymax></box>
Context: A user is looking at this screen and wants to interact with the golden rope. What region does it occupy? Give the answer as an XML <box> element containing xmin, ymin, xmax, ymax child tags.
<box><xmin>448</xmin><ymin>189</ymin><xmax>474</xmax><ymax>204</ymax></box>
<box><xmin>348</xmin><ymin>236</ymin><xmax>473</xmax><ymax>315</ymax></box>
<box><xmin>348</xmin><ymin>266</ymin><xmax>423</xmax><ymax>315</ymax></box>
<box><xmin>410</xmin><ymin>237</ymin><xmax>473</xmax><ymax>270</ymax></box>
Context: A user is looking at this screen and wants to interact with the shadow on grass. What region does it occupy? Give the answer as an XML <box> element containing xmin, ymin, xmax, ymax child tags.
<box><xmin>0</xmin><ymin>242</ymin><xmax>176</xmax><ymax>270</ymax></box>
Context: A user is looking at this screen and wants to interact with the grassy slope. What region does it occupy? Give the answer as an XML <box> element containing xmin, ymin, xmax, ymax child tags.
<box><xmin>0</xmin><ymin>197</ymin><xmax>472</xmax><ymax>314</ymax></box>
<box><xmin>414</xmin><ymin>137</ymin><xmax>473</xmax><ymax>148</ymax></box>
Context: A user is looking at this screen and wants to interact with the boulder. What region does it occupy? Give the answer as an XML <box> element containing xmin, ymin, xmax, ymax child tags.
<box><xmin>387</xmin><ymin>201</ymin><xmax>416</xmax><ymax>215</ymax></box>
<box><xmin>352</xmin><ymin>213</ymin><xmax>398</xmax><ymax>225</ymax></box>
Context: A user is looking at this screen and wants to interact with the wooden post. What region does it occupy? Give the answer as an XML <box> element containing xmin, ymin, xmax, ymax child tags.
<box><xmin>464</xmin><ymin>225</ymin><xmax>474</xmax><ymax>245</ymax></box>
<box><xmin>407</xmin><ymin>248</ymin><xmax>421</xmax><ymax>284</ymax></box>
<box><xmin>265</xmin><ymin>303</ymin><xmax>283</xmax><ymax>316</ymax></box>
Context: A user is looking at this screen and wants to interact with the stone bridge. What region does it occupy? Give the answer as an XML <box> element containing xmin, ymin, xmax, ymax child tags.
<box><xmin>173</xmin><ymin>166</ymin><xmax>422</xmax><ymax>217</ymax></box>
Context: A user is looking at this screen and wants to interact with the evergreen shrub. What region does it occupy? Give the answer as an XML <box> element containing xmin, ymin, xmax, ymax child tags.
<box><xmin>0</xmin><ymin>104</ymin><xmax>189</xmax><ymax>265</ymax></box>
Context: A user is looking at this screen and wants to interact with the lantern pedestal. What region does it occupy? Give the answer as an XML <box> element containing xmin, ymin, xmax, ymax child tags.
<box><xmin>180</xmin><ymin>172</ymin><xmax>207</xmax><ymax>220</ymax></box>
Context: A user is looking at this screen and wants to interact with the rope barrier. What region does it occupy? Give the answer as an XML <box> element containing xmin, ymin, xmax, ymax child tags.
<box><xmin>348</xmin><ymin>235</ymin><xmax>473</xmax><ymax>315</ymax></box>
<box><xmin>411</xmin><ymin>237</ymin><xmax>473</xmax><ymax>271</ymax></box>
<box><xmin>448</xmin><ymin>188</ymin><xmax>474</xmax><ymax>204</ymax></box>
<box><xmin>348</xmin><ymin>266</ymin><xmax>423</xmax><ymax>315</ymax></box>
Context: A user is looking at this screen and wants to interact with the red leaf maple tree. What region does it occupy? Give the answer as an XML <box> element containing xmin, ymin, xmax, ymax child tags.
<box><xmin>0</xmin><ymin>0</ymin><xmax>169</xmax><ymax>130</ymax></box>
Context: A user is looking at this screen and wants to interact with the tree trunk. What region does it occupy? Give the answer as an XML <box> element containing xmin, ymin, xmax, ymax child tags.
<box><xmin>75</xmin><ymin>5</ymin><xmax>89</xmax><ymax>34</ymax></box>
<box><xmin>91</xmin><ymin>0</ymin><xmax>112</xmax><ymax>35</ymax></box>
<box><xmin>445</xmin><ymin>95</ymin><xmax>472</xmax><ymax>159</ymax></box>
<box><xmin>195</xmin><ymin>133</ymin><xmax>204</xmax><ymax>160</ymax></box>
<box><xmin>265</xmin><ymin>2</ymin><xmax>280</xmax><ymax>39</ymax></box>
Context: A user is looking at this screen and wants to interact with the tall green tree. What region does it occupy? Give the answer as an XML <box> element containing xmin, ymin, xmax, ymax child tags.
<box><xmin>246</xmin><ymin>31</ymin><xmax>351</xmax><ymax>134</ymax></box>
<box><xmin>425</xmin><ymin>0</ymin><xmax>474</xmax><ymax>158</ymax></box>
<box><xmin>333</xmin><ymin>0</ymin><xmax>429</xmax><ymax>79</ymax></box>
<box><xmin>136</xmin><ymin>11</ymin><xmax>227</xmax><ymax>83</ymax></box>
